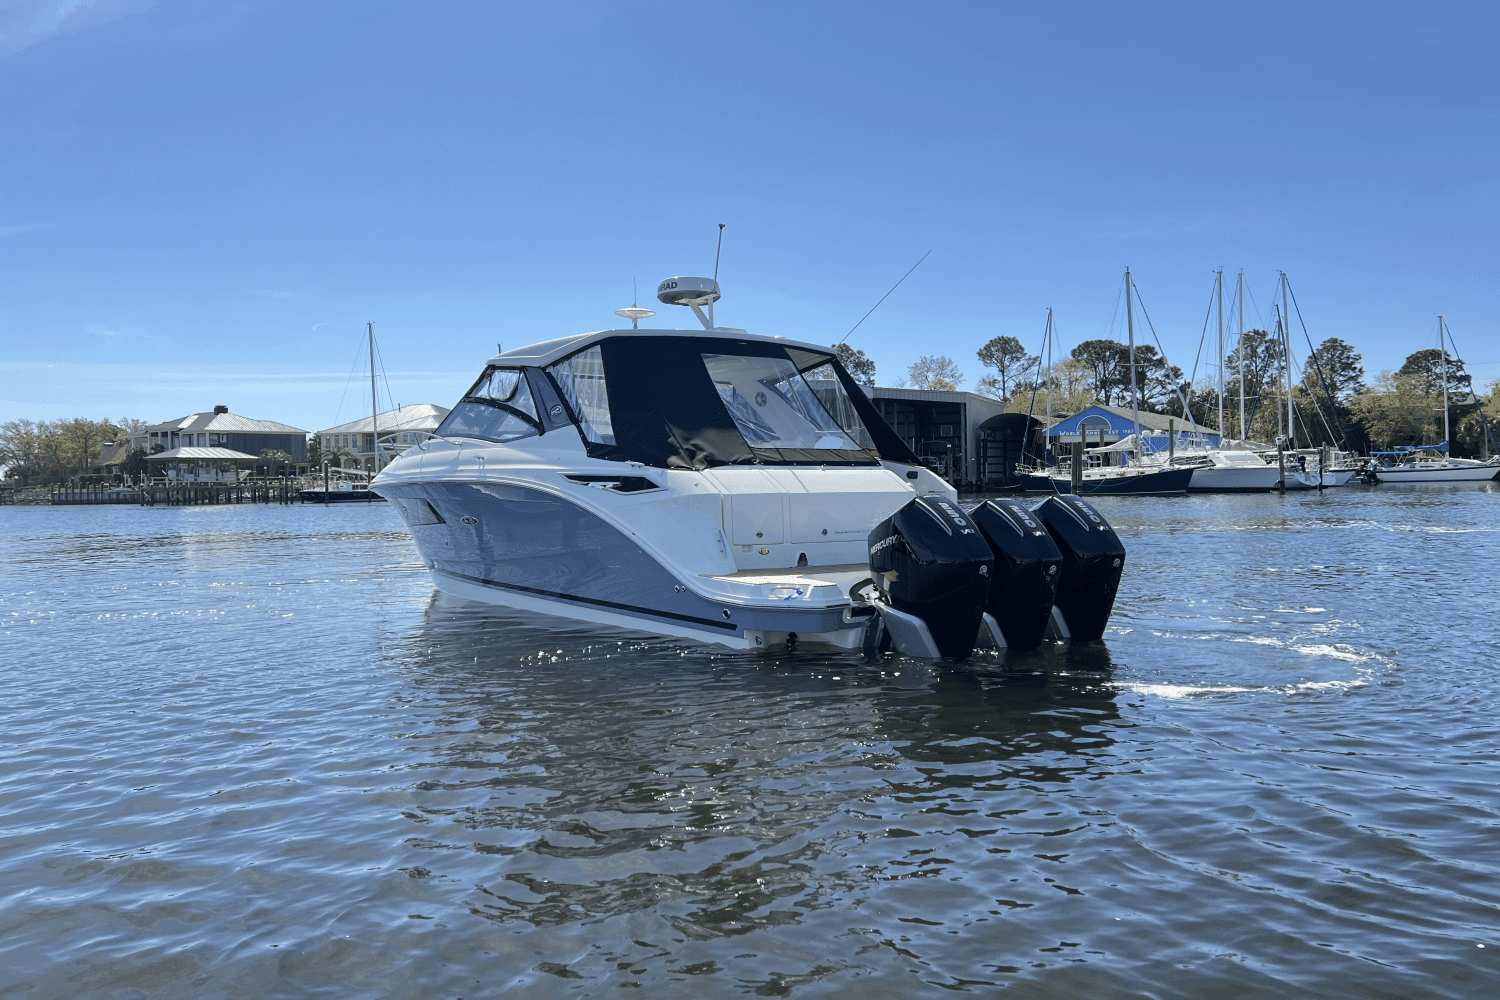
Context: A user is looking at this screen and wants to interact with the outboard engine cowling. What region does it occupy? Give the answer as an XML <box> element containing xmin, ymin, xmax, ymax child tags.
<box><xmin>1032</xmin><ymin>495</ymin><xmax>1126</xmax><ymax>642</ymax></box>
<box><xmin>971</xmin><ymin>498</ymin><xmax>1063</xmax><ymax>651</ymax></box>
<box><xmin>868</xmin><ymin>496</ymin><xmax>994</xmax><ymax>658</ymax></box>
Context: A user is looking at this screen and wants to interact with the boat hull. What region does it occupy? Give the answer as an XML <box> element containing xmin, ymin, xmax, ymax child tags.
<box><xmin>1187</xmin><ymin>464</ymin><xmax>1280</xmax><ymax>493</ymax></box>
<box><xmin>376</xmin><ymin>480</ymin><xmax>863</xmax><ymax>649</ymax></box>
<box><xmin>297</xmin><ymin>489</ymin><xmax>384</xmax><ymax>503</ymax></box>
<box><xmin>1021</xmin><ymin>466</ymin><xmax>1192</xmax><ymax>496</ymax></box>
<box><xmin>1372</xmin><ymin>465</ymin><xmax>1499</xmax><ymax>483</ymax></box>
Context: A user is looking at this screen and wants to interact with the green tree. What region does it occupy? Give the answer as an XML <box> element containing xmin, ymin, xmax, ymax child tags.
<box><xmin>120</xmin><ymin>447</ymin><xmax>150</xmax><ymax>479</ymax></box>
<box><xmin>1396</xmin><ymin>348</ymin><xmax>1467</xmax><ymax>396</ymax></box>
<box><xmin>35</xmin><ymin>421</ymin><xmax>66</xmax><ymax>475</ymax></box>
<box><xmin>1132</xmin><ymin>345</ymin><xmax>1186</xmax><ymax>413</ymax></box>
<box><xmin>1350</xmin><ymin>371</ymin><xmax>1439</xmax><ymax>449</ymax></box>
<box><xmin>907</xmin><ymin>355</ymin><xmax>965</xmax><ymax>391</ymax></box>
<box><xmin>0</xmin><ymin>419</ymin><xmax>46</xmax><ymax>484</ymax></box>
<box><xmin>1224</xmin><ymin>330</ymin><xmax>1283</xmax><ymax>436</ymax></box>
<box><xmin>1297</xmin><ymin>338</ymin><xmax>1364</xmax><ymax>449</ymax></box>
<box><xmin>975</xmin><ymin>335</ymin><xmax>1038</xmax><ymax>401</ymax></box>
<box><xmin>1070</xmin><ymin>339</ymin><xmax>1130</xmax><ymax>405</ymax></box>
<box><xmin>1006</xmin><ymin>357</ymin><xmax>1093</xmax><ymax>415</ymax></box>
<box><xmin>834</xmin><ymin>344</ymin><xmax>877</xmax><ymax>387</ymax></box>
<box><xmin>1305</xmin><ymin>338</ymin><xmax>1365</xmax><ymax>399</ymax></box>
<box><xmin>1455</xmin><ymin>379</ymin><xmax>1500</xmax><ymax>457</ymax></box>
<box><xmin>58</xmin><ymin>418</ymin><xmax>122</xmax><ymax>470</ymax></box>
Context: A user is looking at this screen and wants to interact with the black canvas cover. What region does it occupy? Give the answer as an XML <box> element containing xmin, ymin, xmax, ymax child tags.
<box><xmin>594</xmin><ymin>337</ymin><xmax>754</xmax><ymax>469</ymax></box>
<box><xmin>550</xmin><ymin>336</ymin><xmax>911</xmax><ymax>471</ymax></box>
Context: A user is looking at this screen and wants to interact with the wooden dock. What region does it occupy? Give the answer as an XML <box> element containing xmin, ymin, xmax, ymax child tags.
<box><xmin>51</xmin><ymin>482</ymin><xmax>304</xmax><ymax>506</ymax></box>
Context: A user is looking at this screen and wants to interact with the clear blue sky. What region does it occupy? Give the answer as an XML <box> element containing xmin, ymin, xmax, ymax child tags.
<box><xmin>2</xmin><ymin>0</ymin><xmax>1496</xmax><ymax>431</ymax></box>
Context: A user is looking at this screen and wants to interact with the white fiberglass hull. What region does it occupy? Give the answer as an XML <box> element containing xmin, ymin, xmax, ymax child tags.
<box><xmin>1187</xmin><ymin>464</ymin><xmax>1280</xmax><ymax>493</ymax></box>
<box><xmin>1373</xmin><ymin>463</ymin><xmax>1499</xmax><ymax>483</ymax></box>
<box><xmin>372</xmin><ymin>435</ymin><xmax>951</xmax><ymax>649</ymax></box>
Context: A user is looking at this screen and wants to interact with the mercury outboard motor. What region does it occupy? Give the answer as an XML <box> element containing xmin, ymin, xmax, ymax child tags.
<box><xmin>1032</xmin><ymin>495</ymin><xmax>1125</xmax><ymax>642</ymax></box>
<box><xmin>867</xmin><ymin>495</ymin><xmax>994</xmax><ymax>658</ymax></box>
<box><xmin>971</xmin><ymin>498</ymin><xmax>1063</xmax><ymax>651</ymax></box>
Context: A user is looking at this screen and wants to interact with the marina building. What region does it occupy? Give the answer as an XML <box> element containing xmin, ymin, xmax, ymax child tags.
<box><xmin>865</xmin><ymin>387</ymin><xmax>1027</xmax><ymax>488</ymax></box>
<box><xmin>315</xmin><ymin>404</ymin><xmax>451</xmax><ymax>473</ymax></box>
<box><xmin>1042</xmin><ymin>404</ymin><xmax>1221</xmax><ymax>459</ymax></box>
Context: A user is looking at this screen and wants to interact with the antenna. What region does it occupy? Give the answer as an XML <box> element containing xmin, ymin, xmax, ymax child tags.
<box><xmin>615</xmin><ymin>276</ymin><xmax>657</xmax><ymax>329</ymax></box>
<box><xmin>711</xmin><ymin>224</ymin><xmax>725</xmax><ymax>327</ymax></box>
<box><xmin>837</xmin><ymin>249</ymin><xmax>932</xmax><ymax>346</ymax></box>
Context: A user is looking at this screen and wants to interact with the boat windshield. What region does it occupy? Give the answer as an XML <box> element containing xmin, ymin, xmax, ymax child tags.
<box><xmin>701</xmin><ymin>353</ymin><xmax>859</xmax><ymax>451</ymax></box>
<box><xmin>435</xmin><ymin>367</ymin><xmax>542</xmax><ymax>443</ymax></box>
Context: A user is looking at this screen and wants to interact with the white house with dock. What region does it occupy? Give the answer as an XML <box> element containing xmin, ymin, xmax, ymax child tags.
<box><xmin>315</xmin><ymin>404</ymin><xmax>450</xmax><ymax>473</ymax></box>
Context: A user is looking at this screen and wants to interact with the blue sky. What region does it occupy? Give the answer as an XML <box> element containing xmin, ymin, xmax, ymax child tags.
<box><xmin>2</xmin><ymin>0</ymin><xmax>1496</xmax><ymax>431</ymax></box>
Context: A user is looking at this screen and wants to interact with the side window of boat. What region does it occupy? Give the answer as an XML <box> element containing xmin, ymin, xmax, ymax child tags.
<box><xmin>436</xmin><ymin>367</ymin><xmax>542</xmax><ymax>444</ymax></box>
<box><xmin>546</xmin><ymin>346</ymin><xmax>616</xmax><ymax>445</ymax></box>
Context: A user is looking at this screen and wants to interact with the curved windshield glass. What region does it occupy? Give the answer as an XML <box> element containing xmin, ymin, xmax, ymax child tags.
<box><xmin>701</xmin><ymin>353</ymin><xmax>859</xmax><ymax>450</ymax></box>
<box><xmin>436</xmin><ymin>367</ymin><xmax>541</xmax><ymax>443</ymax></box>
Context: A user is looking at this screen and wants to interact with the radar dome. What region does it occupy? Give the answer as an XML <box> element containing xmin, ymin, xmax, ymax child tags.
<box><xmin>656</xmin><ymin>276</ymin><xmax>720</xmax><ymax>306</ymax></box>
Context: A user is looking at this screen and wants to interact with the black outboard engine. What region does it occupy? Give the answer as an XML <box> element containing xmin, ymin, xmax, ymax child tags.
<box><xmin>1033</xmin><ymin>495</ymin><xmax>1126</xmax><ymax>642</ymax></box>
<box><xmin>867</xmin><ymin>495</ymin><xmax>994</xmax><ymax>658</ymax></box>
<box><xmin>971</xmin><ymin>498</ymin><xmax>1063</xmax><ymax>651</ymax></box>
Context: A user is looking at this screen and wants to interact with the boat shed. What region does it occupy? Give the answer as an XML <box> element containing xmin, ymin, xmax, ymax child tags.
<box><xmin>866</xmin><ymin>387</ymin><xmax>1008</xmax><ymax>487</ymax></box>
<box><xmin>145</xmin><ymin>446</ymin><xmax>262</xmax><ymax>482</ymax></box>
<box><xmin>1045</xmin><ymin>404</ymin><xmax>1220</xmax><ymax>459</ymax></box>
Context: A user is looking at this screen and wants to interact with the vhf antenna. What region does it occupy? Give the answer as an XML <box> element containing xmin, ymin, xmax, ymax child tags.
<box><xmin>711</xmin><ymin>223</ymin><xmax>725</xmax><ymax>328</ymax></box>
<box><xmin>837</xmin><ymin>249</ymin><xmax>932</xmax><ymax>346</ymax></box>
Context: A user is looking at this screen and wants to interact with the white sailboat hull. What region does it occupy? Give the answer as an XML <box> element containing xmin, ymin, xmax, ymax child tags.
<box><xmin>1374</xmin><ymin>464</ymin><xmax>1498</xmax><ymax>483</ymax></box>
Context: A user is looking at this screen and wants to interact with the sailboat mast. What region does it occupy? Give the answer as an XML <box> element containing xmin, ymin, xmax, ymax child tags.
<box><xmin>1044</xmin><ymin>307</ymin><xmax>1054</xmax><ymax>457</ymax></box>
<box><xmin>1440</xmin><ymin>315</ymin><xmax>1449</xmax><ymax>449</ymax></box>
<box><xmin>1237</xmin><ymin>271</ymin><xmax>1246</xmax><ymax>441</ymax></box>
<box><xmin>1125</xmin><ymin>268</ymin><xmax>1141</xmax><ymax>460</ymax></box>
<box><xmin>368</xmin><ymin>321</ymin><xmax>380</xmax><ymax>475</ymax></box>
<box><xmin>1216</xmin><ymin>269</ymin><xmax>1224</xmax><ymax>445</ymax></box>
<box><xmin>1281</xmin><ymin>273</ymin><xmax>1293</xmax><ymax>449</ymax></box>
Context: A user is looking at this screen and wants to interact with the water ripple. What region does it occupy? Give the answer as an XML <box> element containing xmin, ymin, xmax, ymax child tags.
<box><xmin>2</xmin><ymin>491</ymin><xmax>1498</xmax><ymax>997</ymax></box>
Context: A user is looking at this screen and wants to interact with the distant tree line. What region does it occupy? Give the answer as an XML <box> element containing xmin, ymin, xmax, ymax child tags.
<box><xmin>0</xmin><ymin>417</ymin><xmax>148</xmax><ymax>485</ymax></box>
<box><xmin>836</xmin><ymin>331</ymin><xmax>1498</xmax><ymax>458</ymax></box>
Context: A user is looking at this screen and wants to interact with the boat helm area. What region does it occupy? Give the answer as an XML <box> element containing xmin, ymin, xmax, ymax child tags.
<box><xmin>433</xmin><ymin>335</ymin><xmax>898</xmax><ymax>471</ymax></box>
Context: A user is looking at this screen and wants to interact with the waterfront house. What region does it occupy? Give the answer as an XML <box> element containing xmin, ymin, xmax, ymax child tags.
<box><xmin>133</xmin><ymin>406</ymin><xmax>308</xmax><ymax>460</ymax></box>
<box><xmin>111</xmin><ymin>406</ymin><xmax>308</xmax><ymax>481</ymax></box>
<box><xmin>314</xmin><ymin>404</ymin><xmax>451</xmax><ymax>473</ymax></box>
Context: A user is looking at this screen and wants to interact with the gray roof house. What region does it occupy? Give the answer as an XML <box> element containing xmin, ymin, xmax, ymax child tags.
<box><xmin>125</xmin><ymin>406</ymin><xmax>310</xmax><ymax>463</ymax></box>
<box><xmin>315</xmin><ymin>403</ymin><xmax>451</xmax><ymax>472</ymax></box>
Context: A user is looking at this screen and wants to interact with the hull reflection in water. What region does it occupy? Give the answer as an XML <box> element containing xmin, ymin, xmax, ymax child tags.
<box><xmin>400</xmin><ymin>591</ymin><xmax>1122</xmax><ymax>960</ymax></box>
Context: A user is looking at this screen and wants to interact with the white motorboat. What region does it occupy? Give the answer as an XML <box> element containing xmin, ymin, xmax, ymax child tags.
<box><xmin>371</xmin><ymin>274</ymin><xmax>1129</xmax><ymax>656</ymax></box>
<box><xmin>1185</xmin><ymin>450</ymin><xmax>1282</xmax><ymax>492</ymax></box>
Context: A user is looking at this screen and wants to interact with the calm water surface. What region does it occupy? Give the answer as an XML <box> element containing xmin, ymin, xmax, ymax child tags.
<box><xmin>2</xmin><ymin>486</ymin><xmax>1499</xmax><ymax>998</ymax></box>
